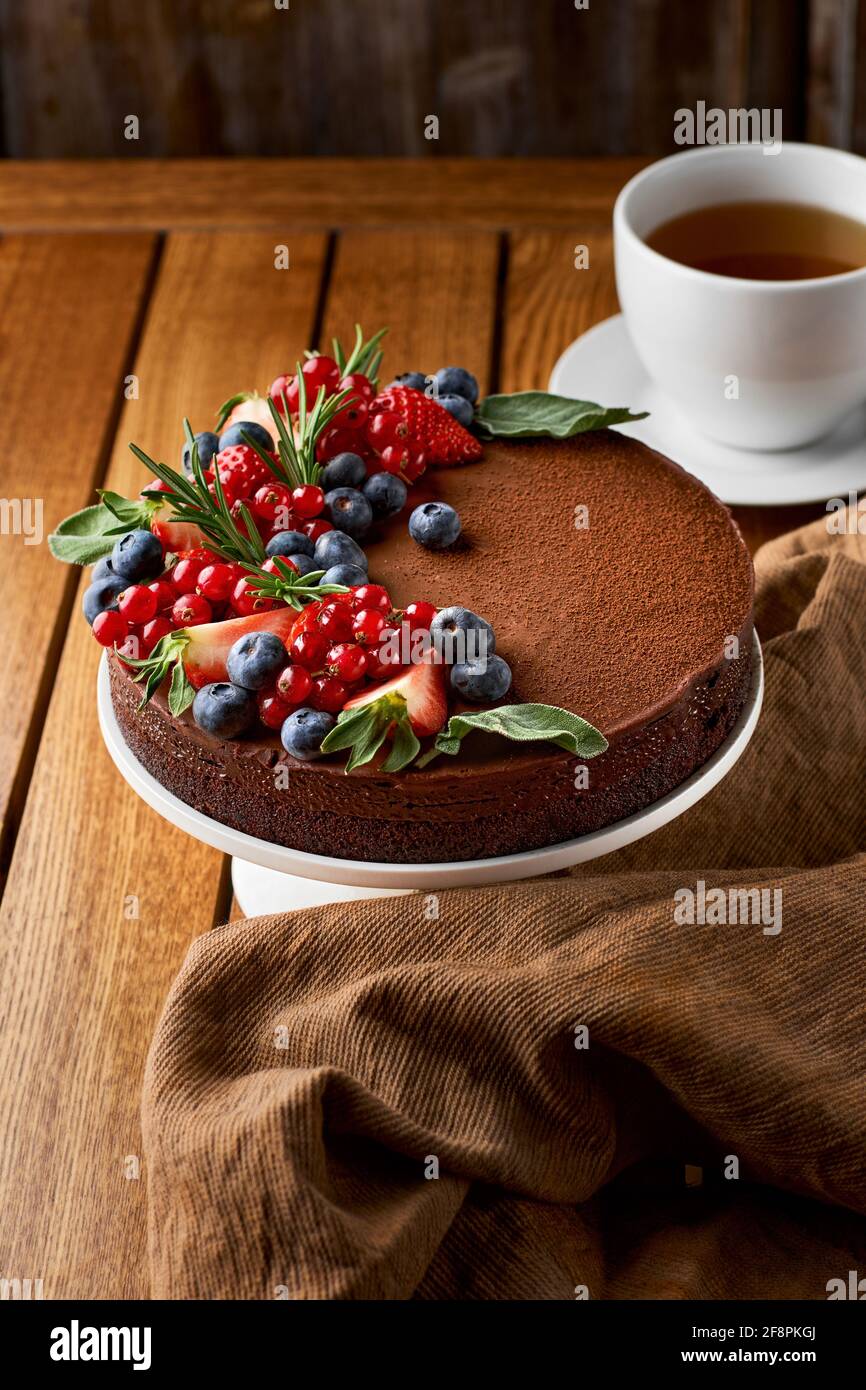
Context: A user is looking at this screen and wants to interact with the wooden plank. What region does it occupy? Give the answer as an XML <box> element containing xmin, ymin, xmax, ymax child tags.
<box><xmin>0</xmin><ymin>158</ymin><xmax>647</xmax><ymax>233</ymax></box>
<box><xmin>806</xmin><ymin>0</ymin><xmax>861</xmax><ymax>149</ymax></box>
<box><xmin>500</xmin><ymin>227</ymin><xmax>616</xmax><ymax>392</ymax></box>
<box><xmin>501</xmin><ymin>231</ymin><xmax>823</xmax><ymax>555</ymax></box>
<box><xmin>0</xmin><ymin>1</ymin><xmax>813</xmax><ymax>159</ymax></box>
<box><xmin>0</xmin><ymin>231</ymin><xmax>328</xmax><ymax>1299</ymax></box>
<box><xmin>0</xmin><ymin>234</ymin><xmax>155</xmax><ymax>878</ymax></box>
<box><xmin>322</xmin><ymin>229</ymin><xmax>499</xmax><ymax>391</ymax></box>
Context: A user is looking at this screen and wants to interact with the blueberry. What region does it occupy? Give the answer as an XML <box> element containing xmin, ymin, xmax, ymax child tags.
<box><xmin>111</xmin><ymin>528</ymin><xmax>164</xmax><ymax>581</ymax></box>
<box><xmin>266</xmin><ymin>529</ymin><xmax>315</xmax><ymax>559</ymax></box>
<box><xmin>434</xmin><ymin>366</ymin><xmax>479</xmax><ymax>404</ymax></box>
<box><xmin>437</xmin><ymin>393</ymin><xmax>474</xmax><ymax>428</ymax></box>
<box><xmin>388</xmin><ymin>372</ymin><xmax>428</xmax><ymax>391</ymax></box>
<box><xmin>218</xmin><ymin>421</ymin><xmax>273</xmax><ymax>453</ymax></box>
<box><xmin>363</xmin><ymin>470</ymin><xmax>407</xmax><ymax>519</ymax></box>
<box><xmin>284</xmin><ymin>552</ymin><xmax>319</xmax><ymax>577</ymax></box>
<box><xmin>226</xmin><ymin>631</ymin><xmax>289</xmax><ymax>691</ymax></box>
<box><xmin>325</xmin><ymin>487</ymin><xmax>373</xmax><ymax>539</ymax></box>
<box><xmin>313</xmin><ymin>529</ymin><xmax>368</xmax><ymax>572</ymax></box>
<box><xmin>321</xmin><ymin>563</ymin><xmax>368</xmax><ymax>588</ymax></box>
<box><xmin>182</xmin><ymin>430</ymin><xmax>220</xmax><ymax>476</ymax></box>
<box><xmin>193</xmin><ymin>682</ymin><xmax>257</xmax><ymax>737</ymax></box>
<box><xmin>430</xmin><ymin>606</ymin><xmax>496</xmax><ymax>664</ymax></box>
<box><xmin>281</xmin><ymin>707</ymin><xmax>336</xmax><ymax>761</ymax></box>
<box><xmin>82</xmin><ymin>574</ymin><xmax>127</xmax><ymax>626</ymax></box>
<box><xmin>91</xmin><ymin>555</ymin><xmax>115</xmax><ymax>582</ymax></box>
<box><xmin>320</xmin><ymin>451</ymin><xmax>367</xmax><ymax>490</ymax></box>
<box><xmin>408</xmin><ymin>501</ymin><xmax>461</xmax><ymax>550</ymax></box>
<box><xmin>450</xmin><ymin>654</ymin><xmax>512</xmax><ymax>703</ymax></box>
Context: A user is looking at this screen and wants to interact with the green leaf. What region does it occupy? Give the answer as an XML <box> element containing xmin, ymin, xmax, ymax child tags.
<box><xmin>473</xmin><ymin>391</ymin><xmax>648</xmax><ymax>440</ymax></box>
<box><xmin>215</xmin><ymin>391</ymin><xmax>255</xmax><ymax>432</ymax></box>
<box><xmin>320</xmin><ymin>693</ymin><xmax>404</xmax><ymax>772</ymax></box>
<box><xmin>168</xmin><ymin>658</ymin><xmax>196</xmax><ymax>717</ymax></box>
<box><xmin>382</xmin><ymin>716</ymin><xmax>420</xmax><ymax>772</ymax></box>
<box><xmin>415</xmin><ymin>703</ymin><xmax>608</xmax><ymax>768</ymax></box>
<box><xmin>98</xmin><ymin>490</ymin><xmax>160</xmax><ymax>529</ymax></box>
<box><xmin>47</xmin><ymin>498</ymin><xmax>147</xmax><ymax>565</ymax></box>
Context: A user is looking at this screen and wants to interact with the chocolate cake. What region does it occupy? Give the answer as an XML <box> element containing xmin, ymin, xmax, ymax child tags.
<box><xmin>109</xmin><ymin>431</ymin><xmax>755</xmax><ymax>863</ymax></box>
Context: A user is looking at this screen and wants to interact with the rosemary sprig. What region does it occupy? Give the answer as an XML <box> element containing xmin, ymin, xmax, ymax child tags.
<box><xmin>128</xmin><ymin>422</ymin><xmax>266</xmax><ymax>566</ymax></box>
<box><xmin>333</xmin><ymin>324</ymin><xmax>388</xmax><ymax>383</ymax></box>
<box><xmin>244</xmin><ymin>557</ymin><xmax>349</xmax><ymax>611</ymax></box>
<box><xmin>265</xmin><ymin>369</ymin><xmax>353</xmax><ymax>488</ymax></box>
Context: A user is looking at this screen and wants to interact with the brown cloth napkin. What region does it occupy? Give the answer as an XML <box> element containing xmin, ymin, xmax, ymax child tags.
<box><xmin>142</xmin><ymin>509</ymin><xmax>866</xmax><ymax>1300</ymax></box>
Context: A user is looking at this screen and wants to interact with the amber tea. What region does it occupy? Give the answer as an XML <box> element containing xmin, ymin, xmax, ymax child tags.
<box><xmin>645</xmin><ymin>201</ymin><xmax>866</xmax><ymax>280</ymax></box>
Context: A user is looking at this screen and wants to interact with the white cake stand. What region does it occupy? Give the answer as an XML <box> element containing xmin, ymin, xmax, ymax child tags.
<box><xmin>97</xmin><ymin>634</ymin><xmax>763</xmax><ymax>916</ymax></box>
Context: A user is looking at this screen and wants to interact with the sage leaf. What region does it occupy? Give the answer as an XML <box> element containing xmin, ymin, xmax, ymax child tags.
<box><xmin>382</xmin><ymin>718</ymin><xmax>420</xmax><ymax>772</ymax></box>
<box><xmin>416</xmin><ymin>703</ymin><xmax>608</xmax><ymax>768</ymax></box>
<box><xmin>474</xmin><ymin>391</ymin><xmax>648</xmax><ymax>440</ymax></box>
<box><xmin>168</xmin><ymin>659</ymin><xmax>196</xmax><ymax>717</ymax></box>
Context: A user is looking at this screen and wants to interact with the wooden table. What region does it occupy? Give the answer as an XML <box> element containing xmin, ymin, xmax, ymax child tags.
<box><xmin>0</xmin><ymin>159</ymin><xmax>825</xmax><ymax>1300</ymax></box>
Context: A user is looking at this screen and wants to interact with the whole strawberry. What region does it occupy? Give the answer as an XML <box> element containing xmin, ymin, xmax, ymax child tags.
<box><xmin>368</xmin><ymin>386</ymin><xmax>483</xmax><ymax>470</ymax></box>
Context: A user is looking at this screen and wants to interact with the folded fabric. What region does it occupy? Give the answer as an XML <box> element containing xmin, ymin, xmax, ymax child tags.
<box><xmin>142</xmin><ymin>507</ymin><xmax>866</xmax><ymax>1299</ymax></box>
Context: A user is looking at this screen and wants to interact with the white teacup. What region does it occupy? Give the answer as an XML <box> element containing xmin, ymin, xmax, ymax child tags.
<box><xmin>613</xmin><ymin>143</ymin><xmax>866</xmax><ymax>451</ymax></box>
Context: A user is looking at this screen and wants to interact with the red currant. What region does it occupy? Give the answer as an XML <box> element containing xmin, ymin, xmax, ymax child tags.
<box><xmin>291</xmin><ymin>484</ymin><xmax>325</xmax><ymax>519</ymax></box>
<box><xmin>403</xmin><ymin>452</ymin><xmax>427</xmax><ymax>483</ymax></box>
<box><xmin>262</xmin><ymin>556</ymin><xmax>298</xmax><ymax>578</ymax></box>
<box><xmin>316</xmin><ymin>426</ymin><xmax>365</xmax><ymax>463</ymax></box>
<box><xmin>311</xmin><ymin>674</ymin><xmax>349</xmax><ymax>713</ymax></box>
<box><xmin>301</xmin><ymin>354</ymin><xmax>340</xmax><ymax>397</ymax></box>
<box><xmin>118</xmin><ymin>585</ymin><xmax>158</xmax><ymax>623</ymax></box>
<box><xmin>338</xmin><ymin>372</ymin><xmax>375</xmax><ymax>402</ymax></box>
<box><xmin>352</xmin><ymin>608</ymin><xmax>387</xmax><ymax>646</ymax></box>
<box><xmin>290</xmin><ymin>630</ymin><xmax>330</xmax><ymax>671</ymax></box>
<box><xmin>196</xmin><ymin>562</ymin><xmax>235</xmax><ymax>602</ymax></box>
<box><xmin>325</xmin><ymin>642</ymin><xmax>367</xmax><ymax>683</ymax></box>
<box><xmin>404</xmin><ymin>599</ymin><xmax>437</xmax><ymax>632</ymax></box>
<box><xmin>317</xmin><ymin>601</ymin><xmax>354</xmax><ymax>643</ymax></box>
<box><xmin>92</xmin><ymin>610</ymin><xmax>128</xmax><ymax>648</ymax></box>
<box><xmin>172</xmin><ymin>593</ymin><xmax>212</xmax><ymax>627</ymax></box>
<box><xmin>380</xmin><ymin>445</ymin><xmax>410</xmax><ymax>476</ymax></box>
<box><xmin>291</xmin><ymin>600</ymin><xmax>323</xmax><ymax>638</ymax></box>
<box><xmin>330</xmin><ymin>398</ymin><xmax>369</xmax><ymax>433</ymax></box>
<box><xmin>364</xmin><ymin>632</ymin><xmax>400</xmax><ymax>680</ymax></box>
<box><xmin>252</xmin><ymin>482</ymin><xmax>293</xmax><ymax>522</ymax></box>
<box><xmin>367</xmin><ymin>412</ymin><xmax>408</xmax><ymax>450</ymax></box>
<box><xmin>170</xmin><ymin>555</ymin><xmax>206</xmax><ymax>593</ymax></box>
<box><xmin>269</xmin><ymin>373</ymin><xmax>300</xmax><ymax>414</ymax></box>
<box><xmin>351</xmin><ymin>583</ymin><xmax>391</xmax><ymax>614</ymax></box>
<box><xmin>301</xmin><ymin>518</ymin><xmax>333</xmax><ymax>541</ymax></box>
<box><xmin>257</xmin><ymin>690</ymin><xmax>293</xmax><ymax>730</ymax></box>
<box><xmin>147</xmin><ymin>579</ymin><xmax>177</xmax><ymax>613</ymax></box>
<box><xmin>276</xmin><ymin>664</ymin><xmax>313</xmax><ymax>704</ymax></box>
<box><xmin>230</xmin><ymin>577</ymin><xmax>277</xmax><ymax>616</ymax></box>
<box><xmin>141</xmin><ymin>616</ymin><xmax>173</xmax><ymax>654</ymax></box>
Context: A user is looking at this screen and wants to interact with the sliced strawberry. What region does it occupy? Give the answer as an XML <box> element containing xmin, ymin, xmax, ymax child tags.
<box><xmin>344</xmin><ymin>658</ymin><xmax>447</xmax><ymax>738</ymax></box>
<box><xmin>369</xmin><ymin>386</ymin><xmax>482</xmax><ymax>468</ymax></box>
<box><xmin>182</xmin><ymin>607</ymin><xmax>297</xmax><ymax>689</ymax></box>
<box><xmin>151</xmin><ymin>515</ymin><xmax>211</xmax><ymax>554</ymax></box>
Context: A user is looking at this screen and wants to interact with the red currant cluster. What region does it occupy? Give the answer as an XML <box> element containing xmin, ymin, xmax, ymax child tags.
<box><xmin>268</xmin><ymin>356</ymin><xmax>375</xmax><ymax>463</ymax></box>
<box><xmin>267</xmin><ymin>356</ymin><xmax>426</xmax><ymax>482</ymax></box>
<box><xmin>90</xmin><ymin>546</ymin><xmax>318</xmax><ymax>658</ymax></box>
<box><xmin>255</xmin><ymin>585</ymin><xmax>438</xmax><ymax>727</ymax></box>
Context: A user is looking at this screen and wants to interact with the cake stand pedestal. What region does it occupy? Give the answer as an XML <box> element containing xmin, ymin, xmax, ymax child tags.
<box><xmin>97</xmin><ymin>635</ymin><xmax>763</xmax><ymax>916</ymax></box>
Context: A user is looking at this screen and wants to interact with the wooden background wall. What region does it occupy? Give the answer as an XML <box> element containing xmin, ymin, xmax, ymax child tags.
<box><xmin>0</xmin><ymin>0</ymin><xmax>863</xmax><ymax>159</ymax></box>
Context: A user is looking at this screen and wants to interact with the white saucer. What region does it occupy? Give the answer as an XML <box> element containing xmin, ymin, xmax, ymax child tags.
<box><xmin>97</xmin><ymin>637</ymin><xmax>763</xmax><ymax>915</ymax></box>
<box><xmin>549</xmin><ymin>314</ymin><xmax>866</xmax><ymax>506</ymax></box>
